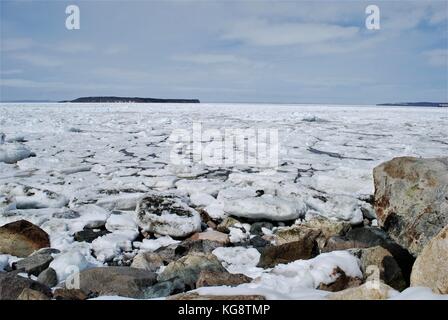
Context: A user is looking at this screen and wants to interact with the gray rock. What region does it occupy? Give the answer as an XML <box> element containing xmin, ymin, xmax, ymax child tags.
<box><xmin>158</xmin><ymin>253</ymin><xmax>227</xmax><ymax>289</ymax></box>
<box><xmin>250</xmin><ymin>222</ymin><xmax>274</xmax><ymax>236</ymax></box>
<box><xmin>350</xmin><ymin>246</ymin><xmax>406</xmax><ymax>291</ymax></box>
<box><xmin>373</xmin><ymin>157</ymin><xmax>448</xmax><ymax>255</ymax></box>
<box><xmin>143</xmin><ymin>278</ymin><xmax>185</xmax><ymax>299</ymax></box>
<box><xmin>74</xmin><ymin>228</ymin><xmax>109</xmax><ymax>243</ymax></box>
<box><xmin>37</xmin><ymin>267</ymin><xmax>58</xmax><ymax>287</ymax></box>
<box><xmin>14</xmin><ymin>252</ymin><xmax>54</xmax><ymax>276</ymax></box>
<box><xmin>73</xmin><ymin>267</ymin><xmax>157</xmax><ymax>299</ymax></box>
<box><xmin>0</xmin><ymin>271</ymin><xmax>52</xmax><ymax>300</ymax></box>
<box><xmin>323</xmin><ymin>227</ymin><xmax>415</xmax><ymax>285</ymax></box>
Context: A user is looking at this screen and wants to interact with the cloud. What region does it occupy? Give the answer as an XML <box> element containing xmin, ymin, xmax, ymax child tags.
<box><xmin>222</xmin><ymin>19</ymin><xmax>359</xmax><ymax>46</ymax></box>
<box><xmin>54</xmin><ymin>42</ymin><xmax>95</xmax><ymax>54</ymax></box>
<box><xmin>14</xmin><ymin>53</ymin><xmax>64</xmax><ymax>67</ymax></box>
<box><xmin>0</xmin><ymin>69</ymin><xmax>23</xmax><ymax>75</ymax></box>
<box><xmin>1</xmin><ymin>38</ymin><xmax>34</xmax><ymax>52</ymax></box>
<box><xmin>172</xmin><ymin>53</ymin><xmax>245</xmax><ymax>64</ymax></box>
<box><xmin>424</xmin><ymin>49</ymin><xmax>448</xmax><ymax>67</ymax></box>
<box><xmin>92</xmin><ymin>67</ymin><xmax>150</xmax><ymax>81</ymax></box>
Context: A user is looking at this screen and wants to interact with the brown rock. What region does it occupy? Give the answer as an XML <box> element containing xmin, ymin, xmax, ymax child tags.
<box><xmin>17</xmin><ymin>288</ymin><xmax>50</xmax><ymax>300</ymax></box>
<box><xmin>273</xmin><ymin>225</ymin><xmax>321</xmax><ymax>246</ymax></box>
<box><xmin>257</xmin><ymin>239</ymin><xmax>317</xmax><ymax>268</ymax></box>
<box><xmin>167</xmin><ymin>292</ymin><xmax>265</xmax><ymax>300</ymax></box>
<box><xmin>0</xmin><ymin>220</ymin><xmax>50</xmax><ymax>257</ymax></box>
<box><xmin>410</xmin><ymin>225</ymin><xmax>448</xmax><ymax>294</ymax></box>
<box><xmin>196</xmin><ymin>270</ymin><xmax>252</xmax><ymax>288</ymax></box>
<box><xmin>189</xmin><ymin>230</ymin><xmax>229</xmax><ymax>245</ymax></box>
<box><xmin>53</xmin><ymin>288</ymin><xmax>88</xmax><ymax>300</ymax></box>
<box><xmin>217</xmin><ymin>217</ymin><xmax>240</xmax><ymax>233</ymax></box>
<box><xmin>0</xmin><ymin>271</ymin><xmax>52</xmax><ymax>300</ymax></box>
<box><xmin>373</xmin><ymin>157</ymin><xmax>448</xmax><ymax>255</ymax></box>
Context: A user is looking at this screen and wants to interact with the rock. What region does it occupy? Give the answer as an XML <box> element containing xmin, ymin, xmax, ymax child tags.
<box><xmin>327</xmin><ymin>282</ymin><xmax>397</xmax><ymax>300</ymax></box>
<box><xmin>323</xmin><ymin>226</ymin><xmax>415</xmax><ymax>285</ymax></box>
<box><xmin>273</xmin><ymin>225</ymin><xmax>321</xmax><ymax>246</ymax></box>
<box><xmin>317</xmin><ymin>267</ymin><xmax>363</xmax><ymax>292</ymax></box>
<box><xmin>37</xmin><ymin>268</ymin><xmax>58</xmax><ymax>287</ymax></box>
<box><xmin>17</xmin><ymin>288</ymin><xmax>50</xmax><ymax>300</ymax></box>
<box><xmin>351</xmin><ymin>246</ymin><xmax>406</xmax><ymax>291</ymax></box>
<box><xmin>143</xmin><ymin>278</ymin><xmax>185</xmax><ymax>299</ymax></box>
<box><xmin>135</xmin><ymin>192</ymin><xmax>201</xmax><ymax>238</ymax></box>
<box><xmin>158</xmin><ymin>253</ymin><xmax>227</xmax><ymax>289</ymax></box>
<box><xmin>0</xmin><ymin>220</ymin><xmax>50</xmax><ymax>257</ymax></box>
<box><xmin>167</xmin><ymin>292</ymin><xmax>266</xmax><ymax>300</ymax></box>
<box><xmin>13</xmin><ymin>251</ymin><xmax>54</xmax><ymax>276</ymax></box>
<box><xmin>373</xmin><ymin>157</ymin><xmax>448</xmax><ymax>255</ymax></box>
<box><xmin>249</xmin><ymin>235</ymin><xmax>270</xmax><ymax>251</ymax></box>
<box><xmin>217</xmin><ymin>217</ymin><xmax>240</xmax><ymax>233</ymax></box>
<box><xmin>196</xmin><ymin>270</ymin><xmax>252</xmax><ymax>288</ymax></box>
<box><xmin>0</xmin><ymin>271</ymin><xmax>52</xmax><ymax>300</ymax></box>
<box><xmin>72</xmin><ymin>267</ymin><xmax>157</xmax><ymax>299</ymax></box>
<box><xmin>189</xmin><ymin>230</ymin><xmax>229</xmax><ymax>245</ymax></box>
<box><xmin>53</xmin><ymin>288</ymin><xmax>88</xmax><ymax>300</ymax></box>
<box><xmin>175</xmin><ymin>239</ymin><xmax>224</xmax><ymax>257</ymax></box>
<box><xmin>130</xmin><ymin>251</ymin><xmax>164</xmax><ymax>272</ymax></box>
<box><xmin>74</xmin><ymin>228</ymin><xmax>109</xmax><ymax>243</ymax></box>
<box><xmin>410</xmin><ymin>225</ymin><xmax>448</xmax><ymax>294</ymax></box>
<box><xmin>250</xmin><ymin>222</ymin><xmax>274</xmax><ymax>236</ymax></box>
<box><xmin>302</xmin><ymin>216</ymin><xmax>351</xmax><ymax>248</ymax></box>
<box><xmin>257</xmin><ymin>239</ymin><xmax>317</xmax><ymax>268</ymax></box>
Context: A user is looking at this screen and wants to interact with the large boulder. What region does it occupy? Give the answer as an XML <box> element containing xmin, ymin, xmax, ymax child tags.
<box><xmin>157</xmin><ymin>252</ymin><xmax>227</xmax><ymax>289</ymax></box>
<box><xmin>410</xmin><ymin>225</ymin><xmax>448</xmax><ymax>294</ymax></box>
<box><xmin>135</xmin><ymin>193</ymin><xmax>201</xmax><ymax>238</ymax></box>
<box><xmin>373</xmin><ymin>157</ymin><xmax>448</xmax><ymax>255</ymax></box>
<box><xmin>0</xmin><ymin>220</ymin><xmax>50</xmax><ymax>257</ymax></box>
<box><xmin>71</xmin><ymin>267</ymin><xmax>157</xmax><ymax>298</ymax></box>
<box><xmin>0</xmin><ymin>271</ymin><xmax>52</xmax><ymax>300</ymax></box>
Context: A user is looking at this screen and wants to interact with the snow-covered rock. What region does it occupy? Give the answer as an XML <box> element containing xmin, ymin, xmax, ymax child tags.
<box><xmin>135</xmin><ymin>192</ymin><xmax>201</xmax><ymax>238</ymax></box>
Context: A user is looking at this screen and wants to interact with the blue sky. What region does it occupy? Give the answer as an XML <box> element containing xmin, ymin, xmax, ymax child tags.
<box><xmin>0</xmin><ymin>0</ymin><xmax>447</xmax><ymax>103</ymax></box>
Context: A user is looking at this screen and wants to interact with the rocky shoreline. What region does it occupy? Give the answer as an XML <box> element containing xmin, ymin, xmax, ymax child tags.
<box><xmin>0</xmin><ymin>156</ymin><xmax>447</xmax><ymax>300</ymax></box>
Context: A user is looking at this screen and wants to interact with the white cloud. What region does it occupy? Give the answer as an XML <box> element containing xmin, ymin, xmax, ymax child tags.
<box><xmin>173</xmin><ymin>53</ymin><xmax>244</xmax><ymax>64</ymax></box>
<box><xmin>222</xmin><ymin>19</ymin><xmax>359</xmax><ymax>46</ymax></box>
<box><xmin>1</xmin><ymin>38</ymin><xmax>34</xmax><ymax>52</ymax></box>
<box><xmin>0</xmin><ymin>69</ymin><xmax>23</xmax><ymax>76</ymax></box>
<box><xmin>14</xmin><ymin>53</ymin><xmax>63</xmax><ymax>67</ymax></box>
<box><xmin>54</xmin><ymin>42</ymin><xmax>95</xmax><ymax>54</ymax></box>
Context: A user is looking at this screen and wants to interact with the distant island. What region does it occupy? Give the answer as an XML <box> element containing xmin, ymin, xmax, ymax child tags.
<box><xmin>377</xmin><ymin>102</ymin><xmax>447</xmax><ymax>107</ymax></box>
<box><xmin>61</xmin><ymin>96</ymin><xmax>200</xmax><ymax>103</ymax></box>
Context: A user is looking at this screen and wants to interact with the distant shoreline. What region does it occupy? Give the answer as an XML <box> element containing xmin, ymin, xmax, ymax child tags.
<box><xmin>60</xmin><ymin>96</ymin><xmax>200</xmax><ymax>103</ymax></box>
<box><xmin>377</xmin><ymin>102</ymin><xmax>448</xmax><ymax>107</ymax></box>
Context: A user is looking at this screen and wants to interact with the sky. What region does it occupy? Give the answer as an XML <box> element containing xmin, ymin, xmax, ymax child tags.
<box><xmin>0</xmin><ymin>0</ymin><xmax>447</xmax><ymax>104</ymax></box>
